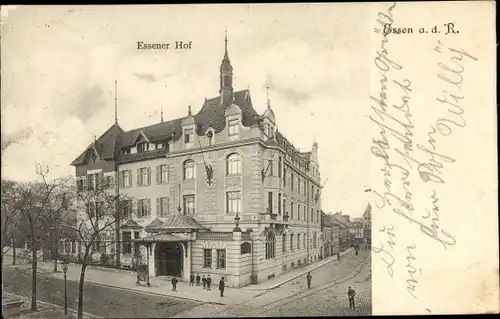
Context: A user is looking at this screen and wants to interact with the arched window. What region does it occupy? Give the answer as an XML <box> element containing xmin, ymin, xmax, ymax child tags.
<box><xmin>313</xmin><ymin>232</ymin><xmax>317</xmax><ymax>248</ymax></box>
<box><xmin>303</xmin><ymin>233</ymin><xmax>306</xmax><ymax>249</ymax></box>
<box><xmin>290</xmin><ymin>233</ymin><xmax>294</xmax><ymax>251</ymax></box>
<box><xmin>282</xmin><ymin>233</ymin><xmax>286</xmax><ymax>252</ymax></box>
<box><xmin>227</xmin><ymin>153</ymin><xmax>241</xmax><ymax>175</ymax></box>
<box><xmin>241</xmin><ymin>242</ymin><xmax>251</xmax><ymax>255</ymax></box>
<box><xmin>183</xmin><ymin>160</ymin><xmax>195</xmax><ymax>180</ymax></box>
<box><xmin>297</xmin><ymin>234</ymin><xmax>301</xmax><ymax>249</ymax></box>
<box><xmin>265</xmin><ymin>231</ymin><xmax>275</xmax><ymax>259</ymax></box>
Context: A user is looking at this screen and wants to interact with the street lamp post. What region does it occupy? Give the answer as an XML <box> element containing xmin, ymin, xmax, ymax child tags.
<box><xmin>61</xmin><ymin>258</ymin><xmax>69</xmax><ymax>315</ymax></box>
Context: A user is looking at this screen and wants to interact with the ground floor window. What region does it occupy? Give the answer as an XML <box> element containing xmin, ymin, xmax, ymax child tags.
<box><xmin>122</xmin><ymin>232</ymin><xmax>132</xmax><ymax>254</ymax></box>
<box><xmin>203</xmin><ymin>249</ymin><xmax>212</xmax><ymax>268</ymax></box>
<box><xmin>217</xmin><ymin>249</ymin><xmax>226</xmax><ymax>269</ymax></box>
<box><xmin>265</xmin><ymin>231</ymin><xmax>276</xmax><ymax>259</ymax></box>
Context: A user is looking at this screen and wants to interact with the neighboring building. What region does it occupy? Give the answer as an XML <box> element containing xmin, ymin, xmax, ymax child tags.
<box><xmin>363</xmin><ymin>203</ymin><xmax>372</xmax><ymax>247</ymax></box>
<box><xmin>69</xmin><ymin>36</ymin><xmax>323</xmax><ymax>288</ymax></box>
<box><xmin>331</xmin><ymin>212</ymin><xmax>350</xmax><ymax>250</ymax></box>
<box><xmin>349</xmin><ymin>221</ymin><xmax>363</xmax><ymax>246</ymax></box>
<box><xmin>321</xmin><ymin>211</ymin><xmax>341</xmax><ymax>257</ymax></box>
<box><xmin>353</xmin><ymin>217</ymin><xmax>363</xmax><ymax>224</ymax></box>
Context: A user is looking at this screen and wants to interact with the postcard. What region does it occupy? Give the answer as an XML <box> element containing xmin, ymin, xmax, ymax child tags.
<box><xmin>1</xmin><ymin>2</ymin><xmax>497</xmax><ymax>317</ymax></box>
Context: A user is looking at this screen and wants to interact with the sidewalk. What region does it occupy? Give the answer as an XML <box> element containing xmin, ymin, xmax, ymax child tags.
<box><xmin>3</xmin><ymin>248</ymin><xmax>353</xmax><ymax>306</ymax></box>
<box><xmin>241</xmin><ymin>248</ymin><xmax>354</xmax><ymax>291</ymax></box>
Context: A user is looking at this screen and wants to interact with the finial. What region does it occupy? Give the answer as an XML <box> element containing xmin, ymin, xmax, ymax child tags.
<box><xmin>93</xmin><ymin>135</ymin><xmax>97</xmax><ymax>145</ymax></box>
<box><xmin>224</xmin><ymin>30</ymin><xmax>229</xmax><ymax>59</ymax></box>
<box><xmin>114</xmin><ymin>80</ymin><xmax>118</xmax><ymax>124</ymax></box>
<box><xmin>160</xmin><ymin>106</ymin><xmax>164</xmax><ymax>123</ymax></box>
<box><xmin>233</xmin><ymin>213</ymin><xmax>242</xmax><ymax>232</ymax></box>
<box><xmin>188</xmin><ymin>105</ymin><xmax>192</xmax><ymax>116</ymax></box>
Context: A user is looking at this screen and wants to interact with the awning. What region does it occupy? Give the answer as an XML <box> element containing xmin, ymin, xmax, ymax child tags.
<box><xmin>133</xmin><ymin>233</ymin><xmax>186</xmax><ymax>243</ymax></box>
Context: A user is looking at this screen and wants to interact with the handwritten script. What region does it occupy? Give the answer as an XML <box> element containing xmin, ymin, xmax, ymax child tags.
<box><xmin>370</xmin><ymin>2</ymin><xmax>478</xmax><ymax>301</ymax></box>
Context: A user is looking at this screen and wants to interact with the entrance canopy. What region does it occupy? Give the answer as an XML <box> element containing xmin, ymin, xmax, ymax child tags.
<box><xmin>133</xmin><ymin>233</ymin><xmax>186</xmax><ymax>244</ymax></box>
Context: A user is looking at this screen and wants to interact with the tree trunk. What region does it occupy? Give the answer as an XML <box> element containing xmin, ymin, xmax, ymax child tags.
<box><xmin>54</xmin><ymin>257</ymin><xmax>58</xmax><ymax>273</ymax></box>
<box><xmin>12</xmin><ymin>237</ymin><xmax>16</xmax><ymax>265</ymax></box>
<box><xmin>77</xmin><ymin>263</ymin><xmax>87</xmax><ymax>319</ymax></box>
<box><xmin>31</xmin><ymin>247</ymin><xmax>37</xmax><ymax>311</ymax></box>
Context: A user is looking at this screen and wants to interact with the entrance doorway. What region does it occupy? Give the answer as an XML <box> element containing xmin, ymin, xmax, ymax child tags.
<box><xmin>155</xmin><ymin>242</ymin><xmax>183</xmax><ymax>277</ymax></box>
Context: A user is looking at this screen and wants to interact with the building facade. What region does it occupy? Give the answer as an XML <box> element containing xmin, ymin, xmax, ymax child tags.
<box><xmin>363</xmin><ymin>203</ymin><xmax>372</xmax><ymax>248</ymax></box>
<box><xmin>69</xmin><ymin>37</ymin><xmax>323</xmax><ymax>288</ymax></box>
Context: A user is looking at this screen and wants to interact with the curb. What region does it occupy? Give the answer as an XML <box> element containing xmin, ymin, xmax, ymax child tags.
<box><xmin>8</xmin><ymin>266</ymin><xmax>226</xmax><ymax>306</ymax></box>
<box><xmin>250</xmin><ymin>248</ymin><xmax>354</xmax><ymax>294</ymax></box>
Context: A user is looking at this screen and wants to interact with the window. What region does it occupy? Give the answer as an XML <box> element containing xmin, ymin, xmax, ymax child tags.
<box><xmin>138</xmin><ymin>199</ymin><xmax>151</xmax><ymax>217</ymax></box>
<box><xmin>282</xmin><ymin>234</ymin><xmax>286</xmax><ymax>252</ymax></box>
<box><xmin>278</xmin><ymin>157</ymin><xmax>282</xmax><ymax>178</ymax></box>
<box><xmin>303</xmin><ymin>234</ymin><xmax>306</xmax><ymax>249</ymax></box>
<box><xmin>120</xmin><ymin>170</ymin><xmax>132</xmax><ymax>188</ymax></box>
<box><xmin>283</xmin><ymin>199</ymin><xmax>286</xmax><ymax>217</ymax></box>
<box><xmin>121</xmin><ymin>148</ymin><xmax>131</xmax><ymax>155</ymax></box>
<box><xmin>157</xmin><ymin>165</ymin><xmax>168</xmax><ymax>184</ymax></box>
<box><xmin>278</xmin><ymin>193</ymin><xmax>282</xmax><ymax>215</ymax></box>
<box><xmin>122</xmin><ymin>232</ymin><xmax>132</xmax><ymax>254</ymax></box>
<box><xmin>87</xmin><ymin>174</ymin><xmax>96</xmax><ymax>191</ymax></box>
<box><xmin>65</xmin><ymin>241</ymin><xmax>71</xmax><ymax>254</ymax></box>
<box><xmin>241</xmin><ymin>242</ymin><xmax>251</xmax><ymax>254</ymax></box>
<box><xmin>311</xmin><ymin>186</ymin><xmax>314</xmax><ymax>200</ymax></box>
<box><xmin>311</xmin><ymin>208</ymin><xmax>314</xmax><ymax>222</ymax></box>
<box><xmin>121</xmin><ymin>200</ymin><xmax>132</xmax><ymax>219</ymax></box>
<box><xmin>290</xmin><ymin>234</ymin><xmax>294</xmax><ymax>251</ymax></box>
<box><xmin>298</xmin><ymin>177</ymin><xmax>301</xmax><ymax>194</ymax></box>
<box><xmin>265</xmin><ymin>231</ymin><xmax>276</xmax><ymax>259</ymax></box>
<box><xmin>87</xmin><ymin>202</ymin><xmax>96</xmax><ymax>218</ymax></box>
<box><xmin>227</xmin><ymin>191</ymin><xmax>241</xmax><ymax>214</ymax></box>
<box><xmin>137</xmin><ymin>142</ymin><xmax>148</xmax><ymax>153</ymax></box>
<box><xmin>291</xmin><ymin>202</ymin><xmax>294</xmax><ymax>220</ymax></box>
<box><xmin>72</xmin><ymin>241</ymin><xmax>76</xmax><ymax>253</ymax></box>
<box><xmin>297</xmin><ymin>234</ymin><xmax>301</xmax><ymax>249</ymax></box>
<box><xmin>268</xmin><ymin>160</ymin><xmax>273</xmax><ymax>176</ymax></box>
<box><xmin>203</xmin><ymin>249</ymin><xmax>212</xmax><ymax>268</ymax></box>
<box><xmin>227</xmin><ymin>153</ymin><xmax>241</xmax><ymax>175</ymax></box>
<box><xmin>134</xmin><ymin>231</ymin><xmax>140</xmax><ymax>240</ymax></box>
<box><xmin>313</xmin><ymin>232</ymin><xmax>317</xmax><ymax>248</ymax></box>
<box><xmin>298</xmin><ymin>204</ymin><xmax>301</xmax><ymax>220</ymax></box>
<box><xmin>268</xmin><ymin>192</ymin><xmax>273</xmax><ymax>214</ymax></box>
<box><xmin>283</xmin><ymin>168</ymin><xmax>287</xmax><ymax>186</ymax></box>
<box><xmin>138</xmin><ymin>167</ymin><xmax>151</xmax><ymax>186</ymax></box>
<box><xmin>183</xmin><ymin>160</ymin><xmax>195</xmax><ymax>180</ymax></box>
<box><xmin>157</xmin><ymin>197</ymin><xmax>169</xmax><ymax>216</ymax></box>
<box><xmin>183</xmin><ymin>195</ymin><xmax>195</xmax><ymax>215</ymax></box>
<box><xmin>291</xmin><ymin>173</ymin><xmax>294</xmax><ymax>191</ymax></box>
<box><xmin>228</xmin><ymin>119</ymin><xmax>239</xmax><ymax>136</ymax></box>
<box><xmin>184</xmin><ymin>128</ymin><xmax>194</xmax><ymax>143</ymax></box>
<box><xmin>217</xmin><ymin>249</ymin><xmax>226</xmax><ymax>269</ymax></box>
<box><xmin>105</xmin><ymin>176</ymin><xmax>113</xmax><ymax>189</ymax></box>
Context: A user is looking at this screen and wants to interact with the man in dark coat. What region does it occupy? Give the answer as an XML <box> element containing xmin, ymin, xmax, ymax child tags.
<box><xmin>171</xmin><ymin>276</ymin><xmax>178</xmax><ymax>291</ymax></box>
<box><xmin>219</xmin><ymin>277</ymin><xmax>225</xmax><ymax>297</ymax></box>
<box><xmin>196</xmin><ymin>273</ymin><xmax>201</xmax><ymax>286</ymax></box>
<box><xmin>347</xmin><ymin>286</ymin><xmax>356</xmax><ymax>310</ymax></box>
<box><xmin>306</xmin><ymin>272</ymin><xmax>312</xmax><ymax>289</ymax></box>
<box><xmin>206</xmin><ymin>275</ymin><xmax>212</xmax><ymax>291</ymax></box>
<box><xmin>202</xmin><ymin>275</ymin><xmax>207</xmax><ymax>289</ymax></box>
<box><xmin>337</xmin><ymin>252</ymin><xmax>340</xmax><ymax>260</ymax></box>
<box><xmin>189</xmin><ymin>273</ymin><xmax>195</xmax><ymax>286</ymax></box>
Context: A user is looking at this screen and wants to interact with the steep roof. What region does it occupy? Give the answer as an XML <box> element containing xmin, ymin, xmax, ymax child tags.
<box><xmin>71</xmin><ymin>89</ymin><xmax>260</xmax><ymax>166</ymax></box>
<box><xmin>145</xmin><ymin>215</ymin><xmax>205</xmax><ymax>232</ymax></box>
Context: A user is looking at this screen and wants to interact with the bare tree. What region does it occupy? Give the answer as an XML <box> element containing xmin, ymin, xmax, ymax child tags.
<box><xmin>15</xmin><ymin>163</ymin><xmax>68</xmax><ymax>311</ymax></box>
<box><xmin>1</xmin><ymin>179</ymin><xmax>22</xmax><ymax>265</ymax></box>
<box><xmin>68</xmin><ymin>173</ymin><xmax>134</xmax><ymax>319</ymax></box>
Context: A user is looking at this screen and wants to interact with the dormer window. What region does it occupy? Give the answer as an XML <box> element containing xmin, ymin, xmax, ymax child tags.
<box><xmin>137</xmin><ymin>142</ymin><xmax>148</xmax><ymax>153</ymax></box>
<box><xmin>184</xmin><ymin>128</ymin><xmax>194</xmax><ymax>143</ymax></box>
<box><xmin>228</xmin><ymin>119</ymin><xmax>239</xmax><ymax>136</ymax></box>
<box><xmin>121</xmin><ymin>148</ymin><xmax>131</xmax><ymax>155</ymax></box>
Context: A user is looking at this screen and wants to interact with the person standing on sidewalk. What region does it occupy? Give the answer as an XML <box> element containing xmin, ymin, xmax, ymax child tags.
<box><xmin>347</xmin><ymin>286</ymin><xmax>356</xmax><ymax>310</ymax></box>
<box><xmin>189</xmin><ymin>273</ymin><xmax>195</xmax><ymax>286</ymax></box>
<box><xmin>219</xmin><ymin>277</ymin><xmax>225</xmax><ymax>297</ymax></box>
<box><xmin>171</xmin><ymin>276</ymin><xmax>178</xmax><ymax>292</ymax></box>
<box><xmin>206</xmin><ymin>275</ymin><xmax>212</xmax><ymax>291</ymax></box>
<box><xmin>337</xmin><ymin>252</ymin><xmax>340</xmax><ymax>260</ymax></box>
<box><xmin>306</xmin><ymin>272</ymin><xmax>312</xmax><ymax>289</ymax></box>
<box><xmin>196</xmin><ymin>273</ymin><xmax>201</xmax><ymax>286</ymax></box>
<box><xmin>202</xmin><ymin>275</ymin><xmax>207</xmax><ymax>289</ymax></box>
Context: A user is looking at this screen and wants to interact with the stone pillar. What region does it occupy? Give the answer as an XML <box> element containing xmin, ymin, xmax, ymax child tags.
<box><xmin>148</xmin><ymin>243</ymin><xmax>156</xmax><ymax>277</ymax></box>
<box><xmin>182</xmin><ymin>241</ymin><xmax>191</xmax><ymax>282</ymax></box>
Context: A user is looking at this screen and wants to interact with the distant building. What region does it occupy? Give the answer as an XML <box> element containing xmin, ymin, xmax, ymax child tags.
<box><xmin>363</xmin><ymin>204</ymin><xmax>371</xmax><ymax>247</ymax></box>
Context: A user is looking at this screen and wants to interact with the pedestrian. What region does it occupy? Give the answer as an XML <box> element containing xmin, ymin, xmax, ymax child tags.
<box><xmin>202</xmin><ymin>275</ymin><xmax>207</xmax><ymax>289</ymax></box>
<box><xmin>189</xmin><ymin>273</ymin><xmax>195</xmax><ymax>286</ymax></box>
<box><xmin>337</xmin><ymin>252</ymin><xmax>340</xmax><ymax>260</ymax></box>
<box><xmin>355</xmin><ymin>249</ymin><xmax>358</xmax><ymax>256</ymax></box>
<box><xmin>196</xmin><ymin>273</ymin><xmax>201</xmax><ymax>286</ymax></box>
<box><xmin>347</xmin><ymin>286</ymin><xmax>356</xmax><ymax>310</ymax></box>
<box><xmin>306</xmin><ymin>272</ymin><xmax>312</xmax><ymax>289</ymax></box>
<box><xmin>171</xmin><ymin>276</ymin><xmax>178</xmax><ymax>292</ymax></box>
<box><xmin>219</xmin><ymin>277</ymin><xmax>225</xmax><ymax>297</ymax></box>
<box><xmin>206</xmin><ymin>275</ymin><xmax>212</xmax><ymax>291</ymax></box>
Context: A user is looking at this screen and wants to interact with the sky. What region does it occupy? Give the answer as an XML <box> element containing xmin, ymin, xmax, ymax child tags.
<box><xmin>1</xmin><ymin>4</ymin><xmax>371</xmax><ymax>218</ymax></box>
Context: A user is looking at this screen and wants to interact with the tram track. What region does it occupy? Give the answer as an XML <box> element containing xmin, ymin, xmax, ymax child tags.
<box><xmin>231</xmin><ymin>256</ymin><xmax>370</xmax><ymax>317</ymax></box>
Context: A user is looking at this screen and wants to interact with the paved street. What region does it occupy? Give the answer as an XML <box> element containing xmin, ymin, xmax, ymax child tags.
<box><xmin>2</xmin><ymin>267</ymin><xmax>203</xmax><ymax>318</ymax></box>
<box><xmin>173</xmin><ymin>249</ymin><xmax>371</xmax><ymax>317</ymax></box>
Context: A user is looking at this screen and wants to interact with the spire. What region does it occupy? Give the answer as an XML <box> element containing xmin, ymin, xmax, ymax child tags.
<box><xmin>266</xmin><ymin>86</ymin><xmax>271</xmax><ymax>108</ymax></box>
<box><xmin>114</xmin><ymin>80</ymin><xmax>118</xmax><ymax>124</ymax></box>
<box><xmin>188</xmin><ymin>105</ymin><xmax>192</xmax><ymax>116</ymax></box>
<box><xmin>160</xmin><ymin>106</ymin><xmax>164</xmax><ymax>123</ymax></box>
<box><xmin>220</xmin><ymin>31</ymin><xmax>234</xmax><ymax>104</ymax></box>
